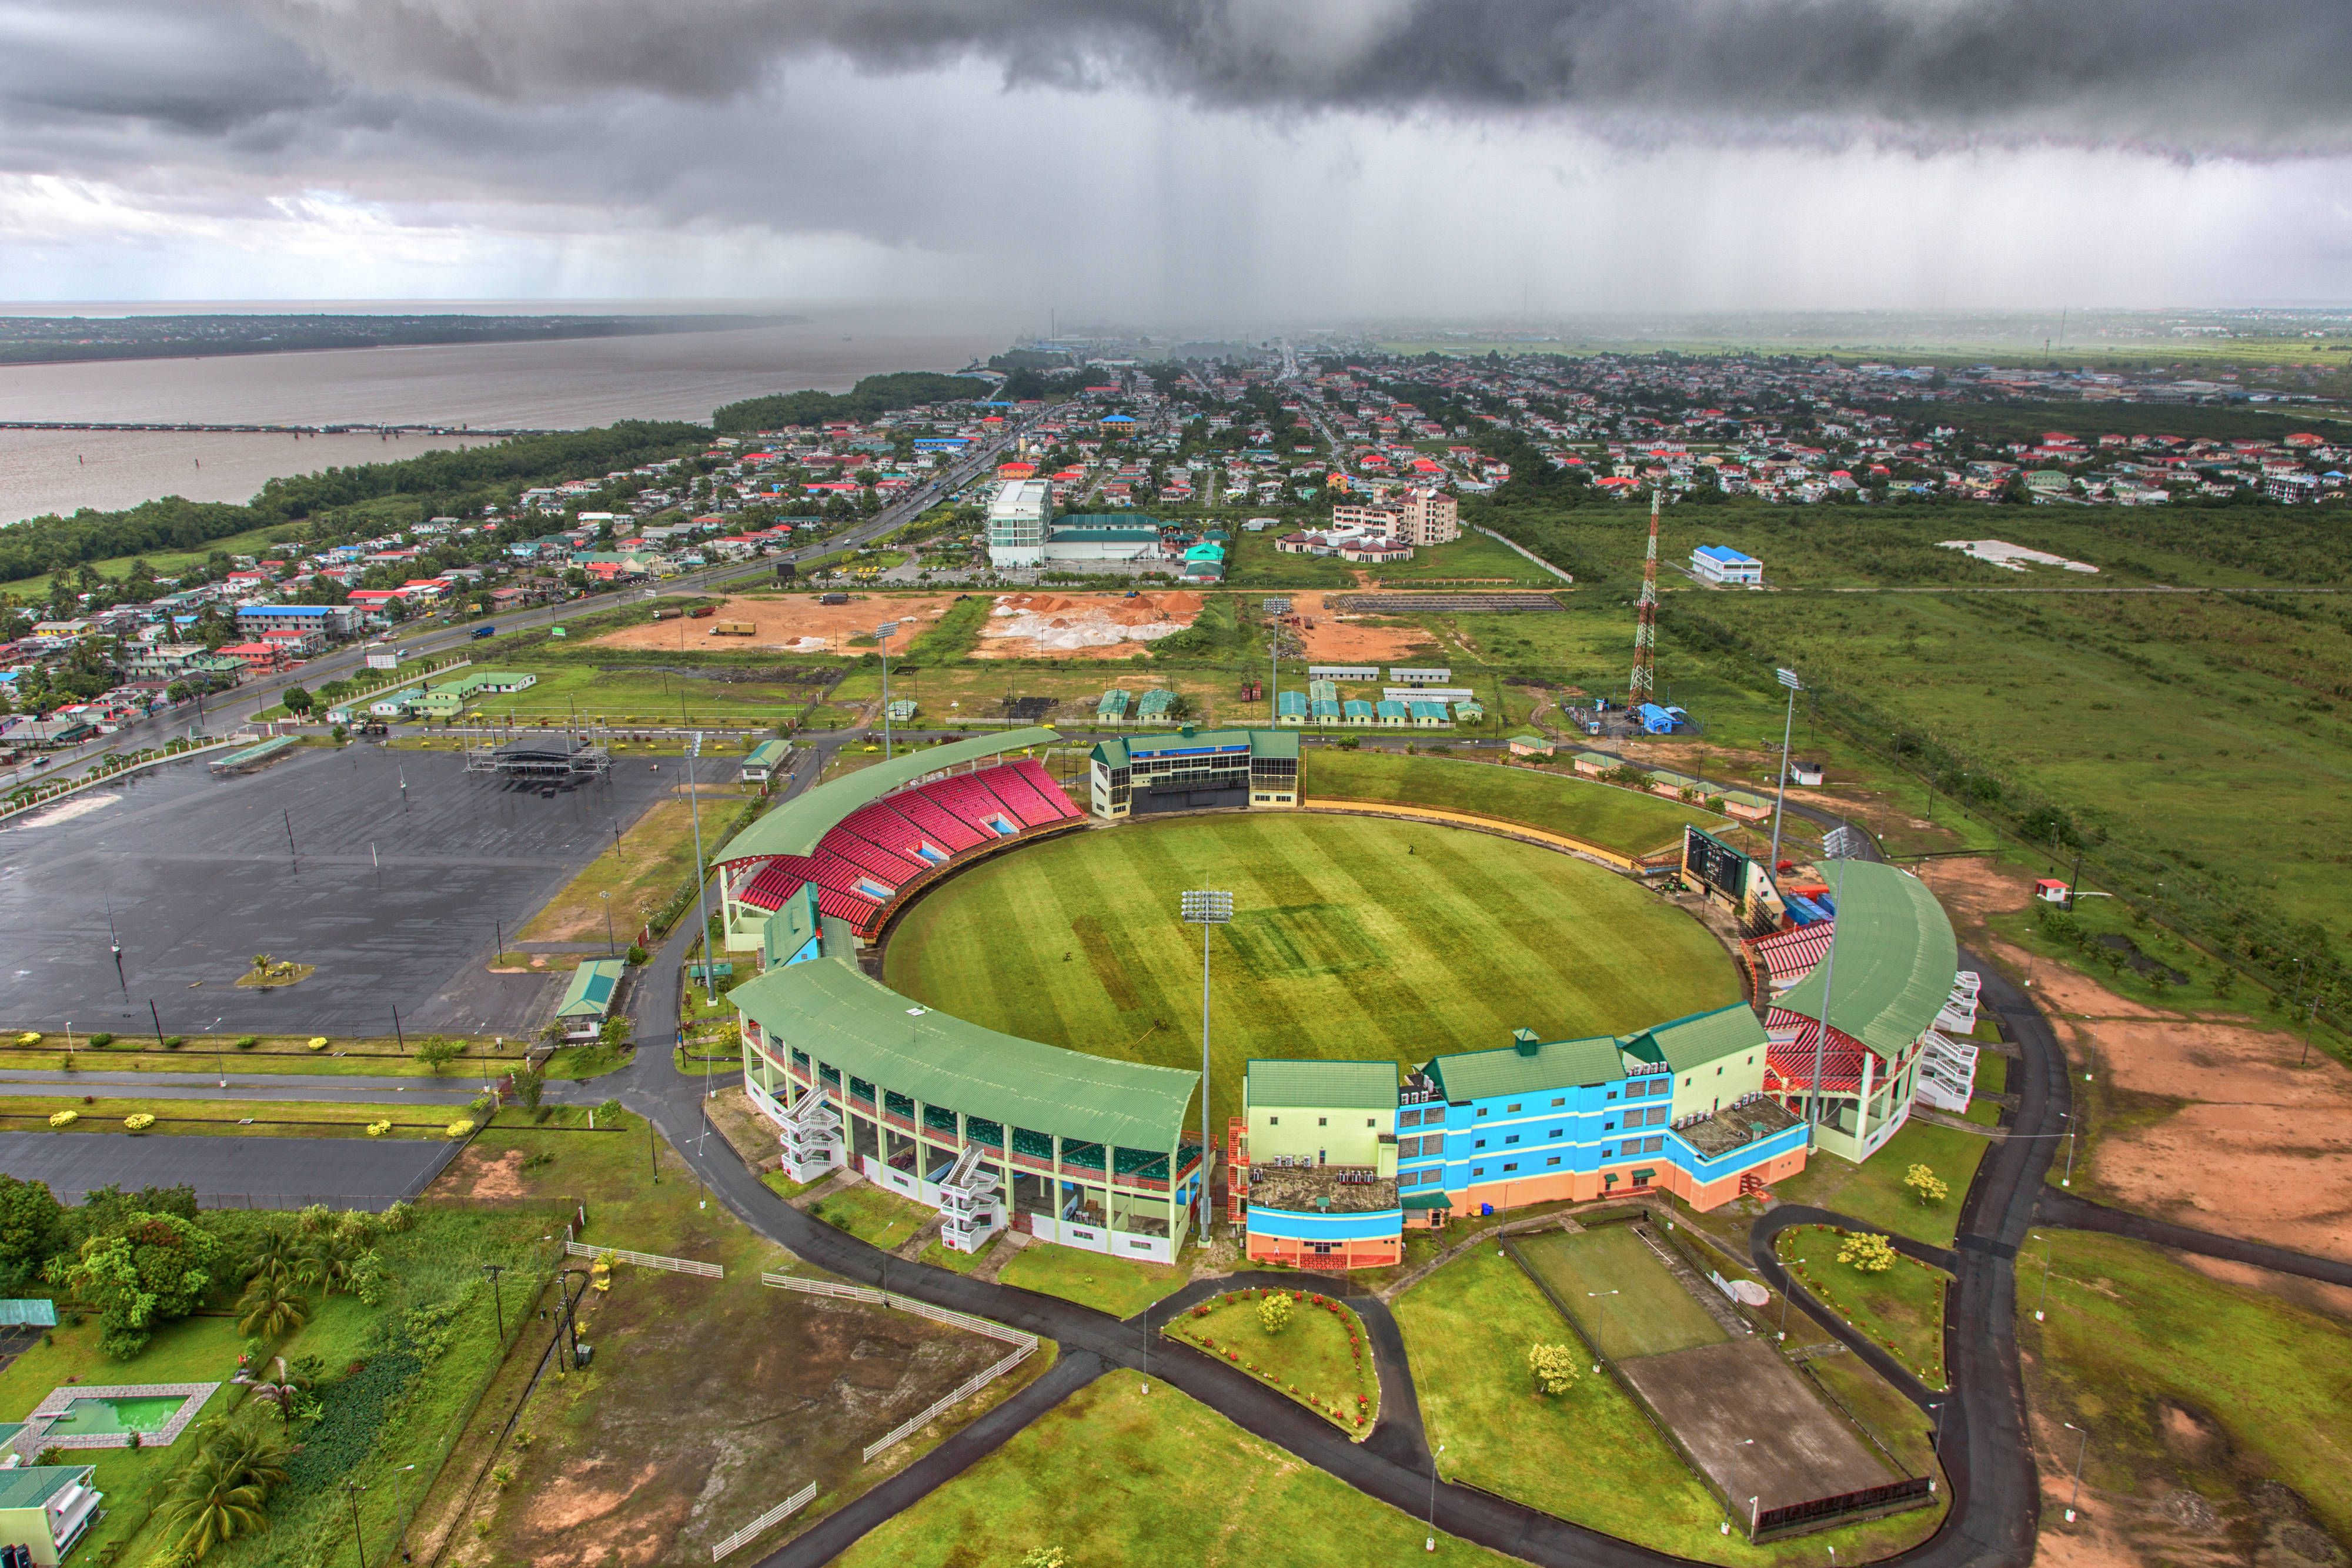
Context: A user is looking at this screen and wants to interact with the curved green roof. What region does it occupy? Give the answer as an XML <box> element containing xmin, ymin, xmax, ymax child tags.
<box><xmin>714</xmin><ymin>726</ymin><xmax>1062</xmax><ymax>863</ymax></box>
<box><xmin>1775</xmin><ymin>861</ymin><xmax>1957</xmax><ymax>1057</ymax></box>
<box><xmin>731</xmin><ymin>953</ymin><xmax>1198</xmax><ymax>1151</ymax></box>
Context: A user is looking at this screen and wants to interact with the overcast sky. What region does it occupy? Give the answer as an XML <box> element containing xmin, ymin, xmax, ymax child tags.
<box><xmin>2</xmin><ymin>0</ymin><xmax>2349</xmax><ymax>324</ymax></box>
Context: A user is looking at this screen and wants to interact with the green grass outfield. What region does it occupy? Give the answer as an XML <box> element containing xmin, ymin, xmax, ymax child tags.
<box><xmin>1514</xmin><ymin>1226</ymin><xmax>1728</xmax><ymax>1360</ymax></box>
<box><xmin>1303</xmin><ymin>749</ymin><xmax>1725</xmax><ymax>857</ymax></box>
<box><xmin>882</xmin><ymin>813</ymin><xmax>1738</xmax><ymax>1131</ymax></box>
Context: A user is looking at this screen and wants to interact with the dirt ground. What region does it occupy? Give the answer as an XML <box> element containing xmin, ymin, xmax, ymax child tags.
<box><xmin>1289</xmin><ymin>590</ymin><xmax>1440</xmax><ymax>663</ymax></box>
<box><xmin>593</xmin><ymin>594</ymin><xmax>956</xmax><ymax>656</ymax></box>
<box><xmin>446</xmin><ymin>1145</ymin><xmax>531</xmax><ymax>1199</ymax></box>
<box><xmin>973</xmin><ymin>591</ymin><xmax>1203</xmax><ymax>659</ymax></box>
<box><xmin>1917</xmin><ymin>857</ymin><xmax>2352</xmax><ymax>1263</ymax></box>
<box><xmin>456</xmin><ymin>1261</ymin><xmax>1010</xmax><ymax>1567</ymax></box>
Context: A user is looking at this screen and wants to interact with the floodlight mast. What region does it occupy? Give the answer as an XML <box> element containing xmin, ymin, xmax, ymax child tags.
<box><xmin>1768</xmin><ymin>668</ymin><xmax>1802</xmax><ymax>876</ymax></box>
<box><xmin>1181</xmin><ymin>890</ymin><xmax>1234</xmax><ymax>1231</ymax></box>
<box><xmin>876</xmin><ymin>621</ymin><xmax>901</xmax><ymax>760</ymax></box>
<box><xmin>687</xmin><ymin>732</ymin><xmax>714</xmax><ymax>1007</ymax></box>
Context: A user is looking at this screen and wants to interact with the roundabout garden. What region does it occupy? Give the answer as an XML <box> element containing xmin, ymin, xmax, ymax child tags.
<box><xmin>1164</xmin><ymin>1287</ymin><xmax>1381</xmax><ymax>1435</ymax></box>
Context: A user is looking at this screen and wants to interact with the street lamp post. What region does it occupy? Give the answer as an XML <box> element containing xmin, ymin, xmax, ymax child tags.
<box><xmin>390</xmin><ymin>1463</ymin><xmax>419</xmax><ymax>1564</ymax></box>
<box><xmin>1588</xmin><ymin>1289</ymin><xmax>1619</xmax><ymax>1373</ymax></box>
<box><xmin>2034</xmin><ymin>1233</ymin><xmax>2054</xmax><ymax>1322</ymax></box>
<box><xmin>2060</xmin><ymin>1112</ymin><xmax>2077</xmax><ymax>1188</ymax></box>
<box><xmin>482</xmin><ymin>1263</ymin><xmax>507</xmax><ymax>1343</ymax></box>
<box><xmin>343</xmin><ymin>1479</ymin><xmax>370</xmax><ymax>1568</ymax></box>
<box><xmin>1424</xmin><ymin>1441</ymin><xmax>1445</xmax><ymax>1553</ymax></box>
<box><xmin>2063</xmin><ymin>1422</ymin><xmax>2091</xmax><ymax>1522</ymax></box>
<box><xmin>1768</xmin><ymin>668</ymin><xmax>1801</xmax><ymax>874</ymax></box>
<box><xmin>600</xmin><ymin>890</ymin><xmax>614</xmax><ymax>958</ymax></box>
<box><xmin>876</xmin><ymin>621</ymin><xmax>901</xmax><ymax>760</ymax></box>
<box><xmin>1181</xmin><ymin>891</ymin><xmax>1234</xmax><ymax>1231</ymax></box>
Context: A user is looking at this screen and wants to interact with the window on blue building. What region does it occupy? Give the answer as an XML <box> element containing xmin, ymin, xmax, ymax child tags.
<box><xmin>1503</xmin><ymin>1162</ymin><xmax>1518</xmax><ymax>1172</ymax></box>
<box><xmin>1546</xmin><ymin>1156</ymin><xmax>1561</xmax><ymax>1166</ymax></box>
<box><xmin>1474</xmin><ymin>1138</ymin><xmax>1487</xmax><ymax>1149</ymax></box>
<box><xmin>1504</xmin><ymin>1135</ymin><xmax>1519</xmax><ymax>1146</ymax></box>
<box><xmin>1472</xmin><ymin>1166</ymin><xmax>1486</xmax><ymax>1177</ymax></box>
<box><xmin>1548</xmin><ymin>1128</ymin><xmax>1562</xmax><ymax>1138</ymax></box>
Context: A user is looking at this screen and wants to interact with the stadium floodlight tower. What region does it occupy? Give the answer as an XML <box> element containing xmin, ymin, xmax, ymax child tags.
<box><xmin>1768</xmin><ymin>667</ymin><xmax>1802</xmax><ymax>874</ymax></box>
<box><xmin>686</xmin><ymin>732</ymin><xmax>714</xmax><ymax>1008</ymax></box>
<box><xmin>875</xmin><ymin>621</ymin><xmax>901</xmax><ymax>760</ymax></box>
<box><xmin>1181</xmin><ymin>889</ymin><xmax>1234</xmax><ymax>1218</ymax></box>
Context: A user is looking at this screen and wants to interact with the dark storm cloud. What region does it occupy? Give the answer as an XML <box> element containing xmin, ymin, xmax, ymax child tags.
<box><xmin>233</xmin><ymin>0</ymin><xmax>2352</xmax><ymax>154</ymax></box>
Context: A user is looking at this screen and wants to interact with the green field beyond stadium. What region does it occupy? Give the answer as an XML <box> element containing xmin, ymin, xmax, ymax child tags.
<box><xmin>881</xmin><ymin>814</ymin><xmax>1738</xmax><ymax>1130</ymax></box>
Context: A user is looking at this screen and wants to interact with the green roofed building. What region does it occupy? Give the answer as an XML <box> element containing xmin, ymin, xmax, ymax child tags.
<box><xmin>0</xmin><ymin>1463</ymin><xmax>102</xmax><ymax>1564</ymax></box>
<box><xmin>1136</xmin><ymin>688</ymin><xmax>1178</xmax><ymax>723</ymax></box>
<box><xmin>1765</xmin><ymin>860</ymin><xmax>1959</xmax><ymax>1163</ymax></box>
<box><xmin>1088</xmin><ymin>727</ymin><xmax>1298</xmax><ymax>817</ymax></box>
<box><xmin>415</xmin><ymin>670</ymin><xmax>537</xmax><ymax>718</ymax></box>
<box><xmin>554</xmin><ymin>958</ymin><xmax>627</xmax><ymax>1041</ymax></box>
<box><xmin>741</xmin><ymin>738</ymin><xmax>791</xmax><ymax>784</ymax></box>
<box><xmin>731</xmin><ymin>947</ymin><xmax>1202</xmax><ymax>1262</ymax></box>
<box><xmin>1097</xmin><ymin>689</ymin><xmax>1131</xmax><ymax>723</ymax></box>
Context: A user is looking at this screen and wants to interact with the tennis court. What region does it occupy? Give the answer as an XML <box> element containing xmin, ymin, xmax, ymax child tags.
<box><xmin>1514</xmin><ymin>1225</ymin><xmax>1728</xmax><ymax>1360</ymax></box>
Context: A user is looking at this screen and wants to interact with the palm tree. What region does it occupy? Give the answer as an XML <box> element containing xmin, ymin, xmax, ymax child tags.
<box><xmin>236</xmin><ymin>1275</ymin><xmax>309</xmax><ymax>1339</ymax></box>
<box><xmin>248</xmin><ymin>1358</ymin><xmax>310</xmax><ymax>1430</ymax></box>
<box><xmin>295</xmin><ymin>1233</ymin><xmax>358</xmax><ymax>1296</ymax></box>
<box><xmin>243</xmin><ymin>1228</ymin><xmax>297</xmax><ymax>1287</ymax></box>
<box><xmin>249</xmin><ymin>954</ymin><xmax>275</xmax><ymax>980</ymax></box>
<box><xmin>156</xmin><ymin>1426</ymin><xmax>288</xmax><ymax>1561</ymax></box>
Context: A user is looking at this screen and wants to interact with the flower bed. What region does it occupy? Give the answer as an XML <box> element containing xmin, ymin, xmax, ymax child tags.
<box><xmin>1162</xmin><ymin>1288</ymin><xmax>1381</xmax><ymax>1436</ymax></box>
<box><xmin>1775</xmin><ymin>1223</ymin><xmax>1949</xmax><ymax>1389</ymax></box>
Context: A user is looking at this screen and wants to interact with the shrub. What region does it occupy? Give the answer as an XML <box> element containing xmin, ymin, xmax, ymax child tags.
<box><xmin>47</xmin><ymin>1111</ymin><xmax>77</xmax><ymax>1128</ymax></box>
<box><xmin>1838</xmin><ymin>1232</ymin><xmax>1897</xmax><ymax>1273</ymax></box>
<box><xmin>233</xmin><ymin>1037</ymin><xmax>259</xmax><ymax>1051</ymax></box>
<box><xmin>1528</xmin><ymin>1342</ymin><xmax>1579</xmax><ymax>1395</ymax></box>
<box><xmin>1257</xmin><ymin>1291</ymin><xmax>1294</xmax><ymax>1335</ymax></box>
<box><xmin>1903</xmin><ymin>1164</ymin><xmax>1949</xmax><ymax>1206</ymax></box>
<box><xmin>124</xmin><ymin>1114</ymin><xmax>155</xmax><ymax>1132</ymax></box>
<box><xmin>88</xmin><ymin>1033</ymin><xmax>113</xmax><ymax>1048</ymax></box>
<box><xmin>162</xmin><ymin>1036</ymin><xmax>185</xmax><ymax>1051</ymax></box>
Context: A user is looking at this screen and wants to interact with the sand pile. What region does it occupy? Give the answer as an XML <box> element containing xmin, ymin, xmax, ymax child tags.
<box><xmin>982</xmin><ymin>591</ymin><xmax>1204</xmax><ymax>655</ymax></box>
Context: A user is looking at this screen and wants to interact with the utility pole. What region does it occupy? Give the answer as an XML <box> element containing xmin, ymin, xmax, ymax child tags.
<box><xmin>1768</xmin><ymin>668</ymin><xmax>1801</xmax><ymax>873</ymax></box>
<box><xmin>1628</xmin><ymin>487</ymin><xmax>1660</xmax><ymax>710</ymax></box>
<box><xmin>482</xmin><ymin>1263</ymin><xmax>506</xmax><ymax>1343</ymax></box>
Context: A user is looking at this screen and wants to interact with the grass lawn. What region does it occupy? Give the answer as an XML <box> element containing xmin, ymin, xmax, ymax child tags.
<box><xmin>0</xmin><ymin>1311</ymin><xmax>255</xmax><ymax>1567</ymax></box>
<box><xmin>917</xmin><ymin>1235</ymin><xmax>998</xmax><ymax>1275</ymax></box>
<box><xmin>1513</xmin><ymin>1226</ymin><xmax>1728</xmax><ymax>1360</ymax></box>
<box><xmin>1164</xmin><ymin>1288</ymin><xmax>1379</xmax><ymax>1433</ymax></box>
<box><xmin>1776</xmin><ymin>1224</ymin><xmax>1949</xmax><ymax>1390</ymax></box>
<box><xmin>0</xmin><ymin>1032</ymin><xmax>539</xmax><ymax>1079</ymax></box>
<box><xmin>884</xmin><ymin>813</ymin><xmax>1736</xmax><ymax>1132</ymax></box>
<box><xmin>833</xmin><ymin>1374</ymin><xmax>1518</xmax><ymax>1568</ymax></box>
<box><xmin>0</xmin><ymin>1095</ymin><xmax>475</xmax><ymax>1139</ymax></box>
<box><xmin>417</xmin><ymin>1105</ymin><xmax>1054</xmax><ymax>1568</ymax></box>
<box><xmin>2019</xmin><ymin>1231</ymin><xmax>2352</xmax><ymax>1549</ymax></box>
<box><xmin>806</xmin><ymin>1181</ymin><xmax>929</xmax><ymax>1251</ymax></box>
<box><xmin>1395</xmin><ymin>1247</ymin><xmax>1940</xmax><ymax>1564</ymax></box>
<box><xmin>516</xmin><ymin>787</ymin><xmax>736</xmax><ymax>944</ymax></box>
<box><xmin>1305</xmin><ymin>748</ymin><xmax>1726</xmax><ymax>856</ymax></box>
<box><xmin>1765</xmin><ymin>1115</ymin><xmax>1986</xmax><ymax>1249</ymax></box>
<box><xmin>995</xmin><ymin>1242</ymin><xmax>1191</xmax><ymax>1320</ymax></box>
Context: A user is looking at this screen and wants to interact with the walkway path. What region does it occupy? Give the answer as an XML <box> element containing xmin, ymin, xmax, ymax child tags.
<box><xmin>2033</xmin><ymin>1188</ymin><xmax>2352</xmax><ymax>1289</ymax></box>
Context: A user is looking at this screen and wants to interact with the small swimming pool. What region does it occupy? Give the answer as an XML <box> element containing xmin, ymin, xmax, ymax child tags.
<box><xmin>42</xmin><ymin>1395</ymin><xmax>188</xmax><ymax>1437</ymax></box>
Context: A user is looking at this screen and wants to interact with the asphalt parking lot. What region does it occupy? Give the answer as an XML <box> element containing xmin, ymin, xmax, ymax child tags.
<box><xmin>0</xmin><ymin>743</ymin><xmax>689</xmax><ymax>1035</ymax></box>
<box><xmin>0</xmin><ymin>1130</ymin><xmax>460</xmax><ymax>1210</ymax></box>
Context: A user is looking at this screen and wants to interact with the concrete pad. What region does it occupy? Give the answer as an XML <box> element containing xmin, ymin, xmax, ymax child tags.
<box><xmin>1616</xmin><ymin>1337</ymin><xmax>1896</xmax><ymax>1516</ymax></box>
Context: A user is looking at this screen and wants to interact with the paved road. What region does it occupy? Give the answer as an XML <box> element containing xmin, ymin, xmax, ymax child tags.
<box><xmin>2034</xmin><ymin>1188</ymin><xmax>2352</xmax><ymax>1289</ymax></box>
<box><xmin>0</xmin><ymin>1128</ymin><xmax>460</xmax><ymax>1209</ymax></box>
